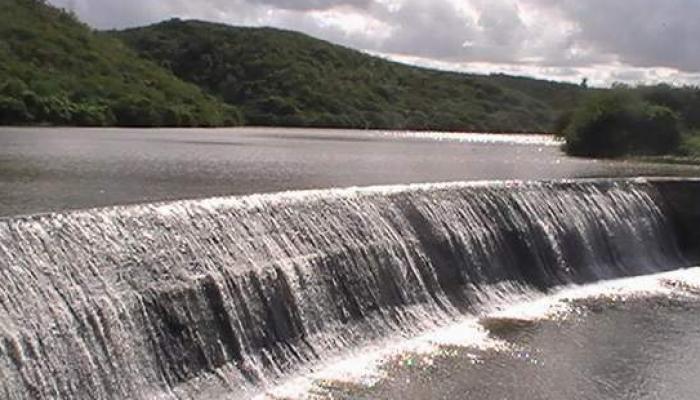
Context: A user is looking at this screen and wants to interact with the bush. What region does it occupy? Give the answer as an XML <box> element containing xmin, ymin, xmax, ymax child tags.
<box><xmin>637</xmin><ymin>105</ymin><xmax>682</xmax><ymax>154</ymax></box>
<box><xmin>256</xmin><ymin>96</ymin><xmax>299</xmax><ymax>116</ymax></box>
<box><xmin>71</xmin><ymin>102</ymin><xmax>113</xmax><ymax>126</ymax></box>
<box><xmin>222</xmin><ymin>104</ymin><xmax>244</xmax><ymax>126</ymax></box>
<box><xmin>35</xmin><ymin>95</ymin><xmax>75</xmax><ymax>123</ymax></box>
<box><xmin>0</xmin><ymin>78</ymin><xmax>29</xmax><ymax>97</ymax></box>
<box><xmin>112</xmin><ymin>96</ymin><xmax>162</xmax><ymax>126</ymax></box>
<box><xmin>553</xmin><ymin>109</ymin><xmax>573</xmax><ymax>137</ymax></box>
<box><xmin>564</xmin><ymin>91</ymin><xmax>682</xmax><ymax>157</ymax></box>
<box><xmin>0</xmin><ymin>95</ymin><xmax>31</xmax><ymax>124</ymax></box>
<box><xmin>679</xmin><ymin>133</ymin><xmax>700</xmax><ymax>158</ymax></box>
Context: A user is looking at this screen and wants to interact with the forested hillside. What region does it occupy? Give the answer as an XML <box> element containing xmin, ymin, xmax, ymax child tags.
<box><xmin>0</xmin><ymin>0</ymin><xmax>242</xmax><ymax>126</ymax></box>
<box><xmin>1</xmin><ymin>0</ymin><xmax>589</xmax><ymax>131</ymax></box>
<box><xmin>113</xmin><ymin>19</ymin><xmax>584</xmax><ymax>132</ymax></box>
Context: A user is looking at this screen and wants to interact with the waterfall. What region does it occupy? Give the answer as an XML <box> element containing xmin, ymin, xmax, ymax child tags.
<box><xmin>0</xmin><ymin>179</ymin><xmax>690</xmax><ymax>399</ymax></box>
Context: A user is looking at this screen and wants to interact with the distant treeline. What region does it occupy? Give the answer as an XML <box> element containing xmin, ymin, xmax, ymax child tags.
<box><xmin>559</xmin><ymin>84</ymin><xmax>700</xmax><ymax>159</ymax></box>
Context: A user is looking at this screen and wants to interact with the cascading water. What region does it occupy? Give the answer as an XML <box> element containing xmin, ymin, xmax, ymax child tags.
<box><xmin>0</xmin><ymin>179</ymin><xmax>693</xmax><ymax>399</ymax></box>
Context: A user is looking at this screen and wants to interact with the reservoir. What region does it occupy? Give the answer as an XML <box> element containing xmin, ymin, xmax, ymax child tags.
<box><xmin>1</xmin><ymin>127</ymin><xmax>698</xmax><ymax>217</ymax></box>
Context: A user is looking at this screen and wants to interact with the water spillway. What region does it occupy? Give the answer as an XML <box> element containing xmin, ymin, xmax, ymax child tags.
<box><xmin>0</xmin><ymin>178</ymin><xmax>698</xmax><ymax>399</ymax></box>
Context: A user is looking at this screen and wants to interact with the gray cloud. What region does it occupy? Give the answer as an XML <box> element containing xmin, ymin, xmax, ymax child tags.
<box><xmin>254</xmin><ymin>0</ymin><xmax>372</xmax><ymax>11</ymax></box>
<box><xmin>51</xmin><ymin>0</ymin><xmax>261</xmax><ymax>28</ymax></box>
<box><xmin>535</xmin><ymin>0</ymin><xmax>700</xmax><ymax>72</ymax></box>
<box><xmin>476</xmin><ymin>1</ymin><xmax>526</xmax><ymax>48</ymax></box>
<box><xmin>377</xmin><ymin>0</ymin><xmax>478</xmax><ymax>60</ymax></box>
<box><xmin>47</xmin><ymin>0</ymin><xmax>700</xmax><ymax>83</ymax></box>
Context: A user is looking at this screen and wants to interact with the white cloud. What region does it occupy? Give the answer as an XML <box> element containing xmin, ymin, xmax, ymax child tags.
<box><xmin>47</xmin><ymin>0</ymin><xmax>700</xmax><ymax>85</ymax></box>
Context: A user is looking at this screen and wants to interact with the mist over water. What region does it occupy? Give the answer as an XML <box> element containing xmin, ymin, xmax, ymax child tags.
<box><xmin>0</xmin><ymin>178</ymin><xmax>695</xmax><ymax>399</ymax></box>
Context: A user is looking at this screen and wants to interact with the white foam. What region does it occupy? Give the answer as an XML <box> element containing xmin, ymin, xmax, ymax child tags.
<box><xmin>374</xmin><ymin>131</ymin><xmax>563</xmax><ymax>146</ymax></box>
<box><xmin>256</xmin><ymin>320</ymin><xmax>501</xmax><ymax>400</ymax></box>
<box><xmin>258</xmin><ymin>267</ymin><xmax>700</xmax><ymax>399</ymax></box>
<box><xmin>490</xmin><ymin>267</ymin><xmax>700</xmax><ymax>323</ymax></box>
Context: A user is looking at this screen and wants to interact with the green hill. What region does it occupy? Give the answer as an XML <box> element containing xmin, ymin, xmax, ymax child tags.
<box><xmin>0</xmin><ymin>0</ymin><xmax>586</xmax><ymax>132</ymax></box>
<box><xmin>0</xmin><ymin>0</ymin><xmax>242</xmax><ymax>126</ymax></box>
<box><xmin>113</xmin><ymin>19</ymin><xmax>585</xmax><ymax>132</ymax></box>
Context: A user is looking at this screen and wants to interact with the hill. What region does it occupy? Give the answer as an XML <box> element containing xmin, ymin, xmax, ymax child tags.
<box><xmin>113</xmin><ymin>19</ymin><xmax>584</xmax><ymax>132</ymax></box>
<box><xmin>0</xmin><ymin>0</ymin><xmax>242</xmax><ymax>126</ymax></box>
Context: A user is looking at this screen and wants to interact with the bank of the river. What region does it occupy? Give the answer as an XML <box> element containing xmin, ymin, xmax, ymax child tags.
<box><xmin>630</xmin><ymin>155</ymin><xmax>700</xmax><ymax>166</ymax></box>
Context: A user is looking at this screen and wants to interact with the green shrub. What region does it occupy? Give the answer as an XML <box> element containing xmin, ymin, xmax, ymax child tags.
<box><xmin>0</xmin><ymin>78</ymin><xmax>29</xmax><ymax>97</ymax></box>
<box><xmin>564</xmin><ymin>91</ymin><xmax>682</xmax><ymax>157</ymax></box>
<box><xmin>679</xmin><ymin>133</ymin><xmax>700</xmax><ymax>158</ymax></box>
<box><xmin>222</xmin><ymin>104</ymin><xmax>244</xmax><ymax>126</ymax></box>
<box><xmin>553</xmin><ymin>109</ymin><xmax>573</xmax><ymax>137</ymax></box>
<box><xmin>71</xmin><ymin>102</ymin><xmax>113</xmax><ymax>126</ymax></box>
<box><xmin>0</xmin><ymin>95</ymin><xmax>30</xmax><ymax>124</ymax></box>
<box><xmin>112</xmin><ymin>96</ymin><xmax>162</xmax><ymax>126</ymax></box>
<box><xmin>35</xmin><ymin>95</ymin><xmax>75</xmax><ymax>123</ymax></box>
<box><xmin>637</xmin><ymin>105</ymin><xmax>682</xmax><ymax>154</ymax></box>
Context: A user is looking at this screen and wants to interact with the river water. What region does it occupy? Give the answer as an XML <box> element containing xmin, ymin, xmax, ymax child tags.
<box><xmin>301</xmin><ymin>269</ymin><xmax>700</xmax><ymax>400</ymax></box>
<box><xmin>1</xmin><ymin>127</ymin><xmax>698</xmax><ymax>217</ymax></box>
<box><xmin>1</xmin><ymin>127</ymin><xmax>700</xmax><ymax>400</ymax></box>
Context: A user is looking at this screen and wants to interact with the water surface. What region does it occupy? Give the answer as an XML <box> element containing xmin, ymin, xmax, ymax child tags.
<box><xmin>2</xmin><ymin>127</ymin><xmax>698</xmax><ymax>216</ymax></box>
<box><xmin>297</xmin><ymin>270</ymin><xmax>700</xmax><ymax>400</ymax></box>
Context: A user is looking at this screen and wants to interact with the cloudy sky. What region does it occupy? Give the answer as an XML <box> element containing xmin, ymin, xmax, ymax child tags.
<box><xmin>48</xmin><ymin>0</ymin><xmax>700</xmax><ymax>86</ymax></box>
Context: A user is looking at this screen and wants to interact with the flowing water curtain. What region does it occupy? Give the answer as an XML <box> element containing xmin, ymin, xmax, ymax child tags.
<box><xmin>0</xmin><ymin>179</ymin><xmax>689</xmax><ymax>399</ymax></box>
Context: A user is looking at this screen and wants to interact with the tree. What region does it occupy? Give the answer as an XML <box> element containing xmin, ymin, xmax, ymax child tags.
<box><xmin>564</xmin><ymin>90</ymin><xmax>681</xmax><ymax>157</ymax></box>
<box><xmin>0</xmin><ymin>96</ymin><xmax>31</xmax><ymax>124</ymax></box>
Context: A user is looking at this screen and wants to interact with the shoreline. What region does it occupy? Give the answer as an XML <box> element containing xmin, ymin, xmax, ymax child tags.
<box><xmin>0</xmin><ymin>125</ymin><xmax>552</xmax><ymax>135</ymax></box>
<box><xmin>628</xmin><ymin>155</ymin><xmax>700</xmax><ymax>166</ymax></box>
<box><xmin>6</xmin><ymin>126</ymin><xmax>700</xmax><ymax>168</ymax></box>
